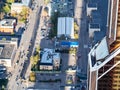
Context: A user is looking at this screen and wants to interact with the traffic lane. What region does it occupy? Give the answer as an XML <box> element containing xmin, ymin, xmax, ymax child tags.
<box><xmin>77</xmin><ymin>9</ymin><xmax>88</xmax><ymax>74</ymax></box>
<box><xmin>7</xmin><ymin>4</ymin><xmax>42</xmax><ymax>90</ymax></box>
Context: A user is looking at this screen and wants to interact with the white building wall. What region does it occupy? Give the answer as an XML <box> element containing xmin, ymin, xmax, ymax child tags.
<box><xmin>87</xmin><ymin>4</ymin><xmax>97</xmax><ymax>16</ymax></box>
<box><xmin>0</xmin><ymin>59</ymin><xmax>11</xmax><ymax>67</ymax></box>
<box><xmin>11</xmin><ymin>3</ymin><xmax>23</xmax><ymax>13</ymax></box>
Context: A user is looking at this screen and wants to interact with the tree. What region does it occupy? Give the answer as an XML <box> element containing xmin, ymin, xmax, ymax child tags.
<box><xmin>74</xmin><ymin>22</ymin><xmax>79</xmax><ymax>31</ymax></box>
<box><xmin>30</xmin><ymin>56</ymin><xmax>34</xmax><ymax>61</ymax></box>
<box><xmin>2</xmin><ymin>38</ymin><xmax>6</xmax><ymax>41</ymax></box>
<box><xmin>2</xmin><ymin>4</ymin><xmax>10</xmax><ymax>13</ymax></box>
<box><xmin>44</xmin><ymin>0</ymin><xmax>50</xmax><ymax>5</ymax></box>
<box><xmin>19</xmin><ymin>6</ymin><xmax>29</xmax><ymax>22</ymax></box>
<box><xmin>6</xmin><ymin>0</ymin><xmax>14</xmax><ymax>4</ymax></box>
<box><xmin>29</xmin><ymin>72</ymin><xmax>36</xmax><ymax>82</ymax></box>
<box><xmin>36</xmin><ymin>46</ymin><xmax>40</xmax><ymax>53</ymax></box>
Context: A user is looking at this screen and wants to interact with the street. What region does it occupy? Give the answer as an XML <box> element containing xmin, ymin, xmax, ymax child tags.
<box><xmin>7</xmin><ymin>0</ymin><xmax>44</xmax><ymax>90</ymax></box>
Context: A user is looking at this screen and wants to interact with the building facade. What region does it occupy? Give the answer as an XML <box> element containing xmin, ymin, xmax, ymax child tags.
<box><xmin>0</xmin><ymin>19</ymin><xmax>16</xmax><ymax>34</ymax></box>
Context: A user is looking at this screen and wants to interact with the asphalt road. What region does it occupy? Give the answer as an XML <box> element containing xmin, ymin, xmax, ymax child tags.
<box><xmin>7</xmin><ymin>0</ymin><xmax>44</xmax><ymax>90</ymax></box>
<box><xmin>75</xmin><ymin>0</ymin><xmax>89</xmax><ymax>89</ymax></box>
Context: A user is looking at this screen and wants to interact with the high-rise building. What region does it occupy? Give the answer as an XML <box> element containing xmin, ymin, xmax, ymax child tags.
<box><xmin>88</xmin><ymin>0</ymin><xmax>120</xmax><ymax>90</ymax></box>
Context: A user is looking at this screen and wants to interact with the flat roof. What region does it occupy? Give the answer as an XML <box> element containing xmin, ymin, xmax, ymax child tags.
<box><xmin>22</xmin><ymin>0</ymin><xmax>31</xmax><ymax>6</ymax></box>
<box><xmin>91</xmin><ymin>10</ymin><xmax>101</xmax><ymax>18</ymax></box>
<box><xmin>94</xmin><ymin>31</ymin><xmax>104</xmax><ymax>43</ymax></box>
<box><xmin>40</xmin><ymin>49</ymin><xmax>53</xmax><ymax>64</ymax></box>
<box><xmin>0</xmin><ymin>19</ymin><xmax>16</xmax><ymax>27</ymax></box>
<box><xmin>88</xmin><ymin>3</ymin><xmax>97</xmax><ymax>8</ymax></box>
<box><xmin>11</xmin><ymin>3</ymin><xmax>24</xmax><ymax>6</ymax></box>
<box><xmin>89</xmin><ymin>23</ymin><xmax>100</xmax><ymax>29</ymax></box>
<box><xmin>53</xmin><ymin>53</ymin><xmax>60</xmax><ymax>60</ymax></box>
<box><xmin>57</xmin><ymin>17</ymin><xmax>74</xmax><ymax>38</ymax></box>
<box><xmin>0</xmin><ymin>44</ymin><xmax>15</xmax><ymax>59</ymax></box>
<box><xmin>89</xmin><ymin>0</ymin><xmax>108</xmax><ymax>43</ymax></box>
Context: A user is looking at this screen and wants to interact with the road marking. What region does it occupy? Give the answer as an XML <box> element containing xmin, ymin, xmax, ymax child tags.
<box><xmin>83</xmin><ymin>45</ymin><xmax>88</xmax><ymax>48</ymax></box>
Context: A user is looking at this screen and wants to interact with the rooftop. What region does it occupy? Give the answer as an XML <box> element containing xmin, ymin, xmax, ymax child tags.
<box><xmin>89</xmin><ymin>0</ymin><xmax>108</xmax><ymax>43</ymax></box>
<box><xmin>53</xmin><ymin>53</ymin><xmax>60</xmax><ymax>60</ymax></box>
<box><xmin>40</xmin><ymin>49</ymin><xmax>53</xmax><ymax>64</ymax></box>
<box><xmin>0</xmin><ymin>44</ymin><xmax>15</xmax><ymax>59</ymax></box>
<box><xmin>22</xmin><ymin>0</ymin><xmax>31</xmax><ymax>6</ymax></box>
<box><xmin>89</xmin><ymin>23</ymin><xmax>100</xmax><ymax>29</ymax></box>
<box><xmin>0</xmin><ymin>19</ymin><xmax>16</xmax><ymax>27</ymax></box>
<box><xmin>57</xmin><ymin>17</ymin><xmax>74</xmax><ymax>38</ymax></box>
<box><xmin>89</xmin><ymin>37</ymin><xmax>109</xmax><ymax>67</ymax></box>
<box><xmin>88</xmin><ymin>3</ymin><xmax>97</xmax><ymax>8</ymax></box>
<box><xmin>40</xmin><ymin>48</ymin><xmax>60</xmax><ymax>65</ymax></box>
<box><xmin>11</xmin><ymin>3</ymin><xmax>24</xmax><ymax>7</ymax></box>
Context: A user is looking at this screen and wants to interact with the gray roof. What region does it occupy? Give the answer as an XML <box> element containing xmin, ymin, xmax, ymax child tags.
<box><xmin>91</xmin><ymin>10</ymin><xmax>101</xmax><ymax>19</ymax></box>
<box><xmin>88</xmin><ymin>3</ymin><xmax>97</xmax><ymax>8</ymax></box>
<box><xmin>94</xmin><ymin>31</ymin><xmax>104</xmax><ymax>44</ymax></box>
<box><xmin>89</xmin><ymin>0</ymin><xmax>108</xmax><ymax>43</ymax></box>
<box><xmin>89</xmin><ymin>23</ymin><xmax>100</xmax><ymax>29</ymax></box>
<box><xmin>0</xmin><ymin>19</ymin><xmax>16</xmax><ymax>27</ymax></box>
<box><xmin>0</xmin><ymin>44</ymin><xmax>15</xmax><ymax>59</ymax></box>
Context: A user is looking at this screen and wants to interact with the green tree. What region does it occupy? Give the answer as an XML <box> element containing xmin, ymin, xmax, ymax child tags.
<box><xmin>6</xmin><ymin>0</ymin><xmax>14</xmax><ymax>4</ymax></box>
<box><xmin>30</xmin><ymin>56</ymin><xmax>34</xmax><ymax>62</ymax></box>
<box><xmin>3</xmin><ymin>4</ymin><xmax>10</xmax><ymax>13</ymax></box>
<box><xmin>29</xmin><ymin>72</ymin><xmax>36</xmax><ymax>82</ymax></box>
<box><xmin>19</xmin><ymin>6</ymin><xmax>29</xmax><ymax>22</ymax></box>
<box><xmin>44</xmin><ymin>0</ymin><xmax>50</xmax><ymax>5</ymax></box>
<box><xmin>36</xmin><ymin>46</ymin><xmax>40</xmax><ymax>53</ymax></box>
<box><xmin>74</xmin><ymin>22</ymin><xmax>79</xmax><ymax>31</ymax></box>
<box><xmin>2</xmin><ymin>38</ymin><xmax>6</xmax><ymax>41</ymax></box>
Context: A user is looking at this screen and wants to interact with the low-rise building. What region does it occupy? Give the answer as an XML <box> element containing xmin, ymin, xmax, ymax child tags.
<box><xmin>57</xmin><ymin>17</ymin><xmax>74</xmax><ymax>39</ymax></box>
<box><xmin>0</xmin><ymin>19</ymin><xmax>16</xmax><ymax>34</ymax></box>
<box><xmin>11</xmin><ymin>3</ymin><xmax>24</xmax><ymax>14</ymax></box>
<box><xmin>11</xmin><ymin>0</ymin><xmax>31</xmax><ymax>14</ymax></box>
<box><xmin>39</xmin><ymin>48</ymin><xmax>60</xmax><ymax>70</ymax></box>
<box><xmin>0</xmin><ymin>39</ymin><xmax>17</xmax><ymax>67</ymax></box>
<box><xmin>22</xmin><ymin>0</ymin><xmax>32</xmax><ymax>7</ymax></box>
